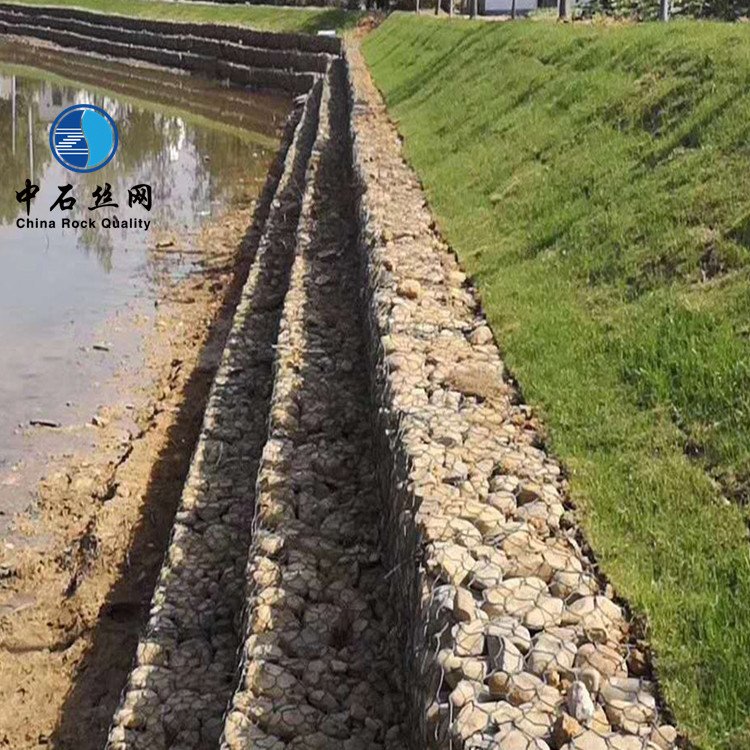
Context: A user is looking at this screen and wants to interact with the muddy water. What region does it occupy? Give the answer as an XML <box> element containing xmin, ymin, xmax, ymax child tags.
<box><xmin>0</xmin><ymin>40</ymin><xmax>291</xmax><ymax>535</ymax></box>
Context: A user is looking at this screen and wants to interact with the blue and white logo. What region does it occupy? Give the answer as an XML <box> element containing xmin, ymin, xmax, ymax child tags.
<box><xmin>49</xmin><ymin>104</ymin><xmax>118</xmax><ymax>173</ymax></box>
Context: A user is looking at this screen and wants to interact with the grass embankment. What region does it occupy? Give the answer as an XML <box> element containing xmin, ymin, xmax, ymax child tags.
<box><xmin>3</xmin><ymin>0</ymin><xmax>359</xmax><ymax>34</ymax></box>
<box><xmin>363</xmin><ymin>15</ymin><xmax>750</xmax><ymax>749</ymax></box>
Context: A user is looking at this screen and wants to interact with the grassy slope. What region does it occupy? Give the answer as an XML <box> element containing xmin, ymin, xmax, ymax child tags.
<box><xmin>4</xmin><ymin>0</ymin><xmax>359</xmax><ymax>33</ymax></box>
<box><xmin>363</xmin><ymin>15</ymin><xmax>750</xmax><ymax>749</ymax></box>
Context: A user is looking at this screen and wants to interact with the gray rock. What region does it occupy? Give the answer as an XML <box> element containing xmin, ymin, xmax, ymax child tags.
<box><xmin>567</xmin><ymin>681</ymin><xmax>595</xmax><ymax>725</ymax></box>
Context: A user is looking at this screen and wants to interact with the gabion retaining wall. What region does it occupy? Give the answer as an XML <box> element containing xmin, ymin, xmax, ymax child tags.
<box><xmin>0</xmin><ymin>3</ymin><xmax>340</xmax><ymax>52</ymax></box>
<box><xmin>221</xmin><ymin>60</ymin><xmax>405</xmax><ymax>748</ymax></box>
<box><xmin>107</xmin><ymin>79</ymin><xmax>323</xmax><ymax>750</ymax></box>
<box><xmin>0</xmin><ymin>6</ymin><xmax>681</xmax><ymax>744</ymax></box>
<box><xmin>345</xmin><ymin>41</ymin><xmax>677</xmax><ymax>750</ymax></box>
<box><xmin>0</xmin><ymin>3</ymin><xmax>337</xmax><ymax>93</ymax></box>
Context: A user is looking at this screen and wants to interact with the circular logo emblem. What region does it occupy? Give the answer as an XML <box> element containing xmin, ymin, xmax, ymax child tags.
<box><xmin>49</xmin><ymin>104</ymin><xmax>118</xmax><ymax>173</ymax></box>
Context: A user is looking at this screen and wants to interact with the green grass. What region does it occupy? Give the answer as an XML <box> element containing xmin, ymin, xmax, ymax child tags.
<box><xmin>363</xmin><ymin>14</ymin><xmax>750</xmax><ymax>749</ymax></box>
<box><xmin>4</xmin><ymin>0</ymin><xmax>360</xmax><ymax>34</ymax></box>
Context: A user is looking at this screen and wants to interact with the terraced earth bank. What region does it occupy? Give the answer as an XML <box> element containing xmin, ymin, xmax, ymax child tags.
<box><xmin>0</xmin><ymin>10</ymin><xmax>682</xmax><ymax>750</ymax></box>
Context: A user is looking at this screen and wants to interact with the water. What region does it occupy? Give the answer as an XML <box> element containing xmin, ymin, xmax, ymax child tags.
<box><xmin>0</xmin><ymin>39</ymin><xmax>291</xmax><ymax>527</ymax></box>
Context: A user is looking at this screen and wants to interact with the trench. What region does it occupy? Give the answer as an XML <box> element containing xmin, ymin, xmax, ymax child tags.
<box><xmin>0</xmin><ymin>8</ymin><xmax>679</xmax><ymax>750</ymax></box>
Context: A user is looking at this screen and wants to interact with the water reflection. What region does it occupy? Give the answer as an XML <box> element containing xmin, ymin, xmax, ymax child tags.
<box><xmin>0</xmin><ymin>40</ymin><xmax>291</xmax><ymax>524</ymax></box>
<box><xmin>0</xmin><ymin>43</ymin><xmax>289</xmax><ymax>267</ymax></box>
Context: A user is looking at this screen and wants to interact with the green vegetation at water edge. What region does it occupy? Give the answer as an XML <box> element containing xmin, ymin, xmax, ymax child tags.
<box><xmin>4</xmin><ymin>0</ymin><xmax>359</xmax><ymax>34</ymax></box>
<box><xmin>364</xmin><ymin>14</ymin><xmax>750</xmax><ymax>749</ymax></box>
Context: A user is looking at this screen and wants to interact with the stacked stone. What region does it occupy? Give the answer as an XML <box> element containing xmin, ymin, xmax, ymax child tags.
<box><xmin>0</xmin><ymin>3</ymin><xmax>342</xmax><ymax>54</ymax></box>
<box><xmin>345</xmin><ymin>41</ymin><xmax>678</xmax><ymax>750</ymax></box>
<box><xmin>106</xmin><ymin>82</ymin><xmax>322</xmax><ymax>750</ymax></box>
<box><xmin>0</xmin><ymin>4</ymin><xmax>333</xmax><ymax>94</ymax></box>
<box><xmin>221</xmin><ymin>61</ymin><xmax>405</xmax><ymax>749</ymax></box>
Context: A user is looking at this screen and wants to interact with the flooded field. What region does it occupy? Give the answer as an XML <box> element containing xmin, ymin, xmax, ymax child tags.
<box><xmin>0</xmin><ymin>39</ymin><xmax>292</xmax><ymax>749</ymax></box>
<box><xmin>0</xmin><ymin>40</ymin><xmax>290</xmax><ymax>533</ymax></box>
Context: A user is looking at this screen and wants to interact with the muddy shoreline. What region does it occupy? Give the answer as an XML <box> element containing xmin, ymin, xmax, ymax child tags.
<box><xmin>0</xmin><ymin>197</ymin><xmax>263</xmax><ymax>749</ymax></box>
<box><xmin>0</xmin><ymin>29</ymin><xmax>295</xmax><ymax>748</ymax></box>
